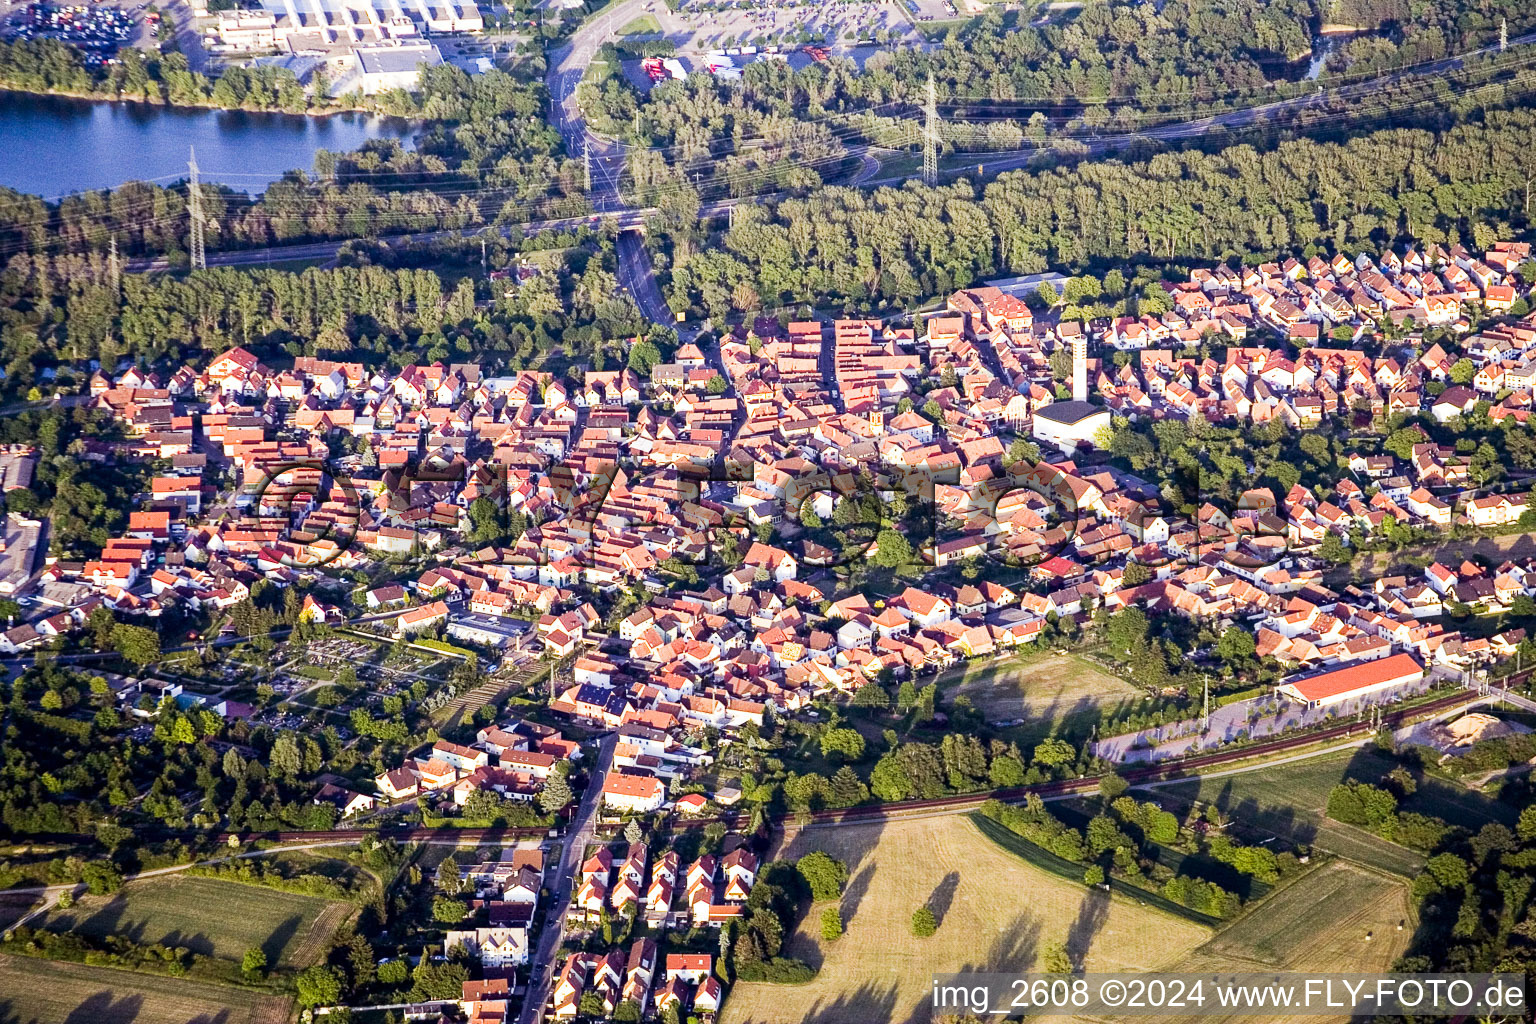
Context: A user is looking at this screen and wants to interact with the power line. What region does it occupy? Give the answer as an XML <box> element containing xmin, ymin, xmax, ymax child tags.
<box><xmin>923</xmin><ymin>73</ymin><xmax>938</xmax><ymax>188</ymax></box>
<box><xmin>188</xmin><ymin>147</ymin><xmax>206</xmax><ymax>272</ymax></box>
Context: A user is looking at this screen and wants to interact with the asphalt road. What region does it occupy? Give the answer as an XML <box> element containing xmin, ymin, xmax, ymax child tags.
<box><xmin>120</xmin><ymin>30</ymin><xmax>1536</xmax><ymax>277</ymax></box>
<box><xmin>518</xmin><ymin>732</ymin><xmax>618</xmax><ymax>1024</ymax></box>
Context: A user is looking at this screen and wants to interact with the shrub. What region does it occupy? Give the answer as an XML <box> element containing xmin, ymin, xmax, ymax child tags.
<box><xmin>734</xmin><ymin>957</ymin><xmax>816</xmax><ymax>983</ymax></box>
<box><xmin>819</xmin><ymin>906</ymin><xmax>842</xmax><ymax>942</ymax></box>
<box><xmin>911</xmin><ymin>906</ymin><xmax>937</xmax><ymax>936</ymax></box>
<box><xmin>797</xmin><ymin>851</ymin><xmax>848</xmax><ymax>902</ymax></box>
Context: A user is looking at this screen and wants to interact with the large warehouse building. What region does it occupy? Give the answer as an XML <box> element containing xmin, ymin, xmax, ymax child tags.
<box><xmin>1277</xmin><ymin>652</ymin><xmax>1426</xmax><ymax>708</ymax></box>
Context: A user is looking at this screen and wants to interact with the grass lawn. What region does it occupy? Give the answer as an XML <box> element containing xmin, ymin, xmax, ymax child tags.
<box><xmin>939</xmin><ymin>647</ymin><xmax>1138</xmax><ymax>735</ymax></box>
<box><xmin>1141</xmin><ymin>862</ymin><xmax>1412</xmax><ymax>1024</ymax></box>
<box><xmin>721</xmin><ymin>816</ymin><xmax>1209</xmax><ymax>1024</ymax></box>
<box><xmin>1140</xmin><ymin>747</ymin><xmax>1517</xmax><ymax>877</ymax></box>
<box><xmin>915</xmin><ymin>17</ymin><xmax>975</xmax><ymax>40</ymax></box>
<box><xmin>0</xmin><ymin>952</ymin><xmax>292</xmax><ymax>1024</ymax></box>
<box><xmin>617</xmin><ymin>13</ymin><xmax>661</xmax><ymax>35</ymax></box>
<box><xmin>31</xmin><ymin>875</ymin><xmax>349</xmax><ymax>969</ymax></box>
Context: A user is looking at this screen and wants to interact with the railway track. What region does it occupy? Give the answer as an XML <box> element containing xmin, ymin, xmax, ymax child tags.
<box><xmin>16</xmin><ymin>687</ymin><xmax>1483</xmax><ymax>851</ymax></box>
<box><xmin>785</xmin><ymin>687</ymin><xmax>1483</xmax><ymax>829</ymax></box>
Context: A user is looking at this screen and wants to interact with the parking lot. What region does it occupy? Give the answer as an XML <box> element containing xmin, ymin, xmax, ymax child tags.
<box><xmin>611</xmin><ymin>0</ymin><xmax>929</xmax><ymax>56</ymax></box>
<box><xmin>0</xmin><ymin>0</ymin><xmax>159</xmax><ymax>65</ymax></box>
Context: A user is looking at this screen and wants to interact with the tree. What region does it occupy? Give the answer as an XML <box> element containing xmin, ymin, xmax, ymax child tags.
<box><xmin>1083</xmin><ymin>864</ymin><xmax>1105</xmax><ymax>886</ymax></box>
<box><xmin>797</xmin><ymin>851</ymin><xmax>848</xmax><ymax>901</ymax></box>
<box><xmin>706</xmin><ymin>374</ymin><xmax>728</xmax><ymax>394</ymax></box>
<box><xmin>1105</xmin><ymin>607</ymin><xmax>1149</xmax><ymax>653</ymax></box>
<box><xmin>829</xmin><ymin>765</ymin><xmax>869</xmax><ymax>807</ymax></box>
<box><xmin>1318</xmin><ymin>531</ymin><xmax>1351</xmax><ymax>565</ymax></box>
<box><xmin>467</xmin><ymin>495</ymin><xmax>503</xmax><ymax>543</ymax></box>
<box><xmin>110</xmin><ymin>623</ymin><xmax>160</xmax><ymax>667</ymax></box>
<box><xmin>820</xmin><ymin>906</ymin><xmax>843</xmax><ymax>941</ymax></box>
<box><xmin>539</xmin><ymin>771</ymin><xmax>572</xmax><ymax>814</ymax></box>
<box><xmin>1216</xmin><ymin>626</ymin><xmax>1256</xmax><ymax>667</ymax></box>
<box><xmin>819</xmin><ymin>727</ymin><xmax>865</xmax><ymax>762</ymax></box>
<box><xmin>896</xmin><ymin>680</ymin><xmax>917</xmax><ymax>712</ymax></box>
<box><xmin>578</xmin><ymin>991</ymin><xmax>606</xmax><ymax>1018</ymax></box>
<box><xmin>1518</xmin><ymin>804</ymin><xmax>1536</xmax><ymax>842</ymax></box>
<box><xmin>614</xmin><ymin>1001</ymin><xmax>642</xmax><ymax>1023</ymax></box>
<box><xmin>624</xmin><ymin>818</ymin><xmax>644</xmax><ymax>846</ymax></box>
<box><xmin>269</xmin><ymin>733</ymin><xmax>301</xmax><ymax>780</ymax></box>
<box><xmin>242</xmin><ymin>947</ymin><xmax>268</xmax><ymax>978</ymax></box>
<box><xmin>433</xmin><ymin>896</ymin><xmax>468</xmax><ymax>923</ymax></box>
<box><xmin>1425</xmin><ymin>852</ymin><xmax>1469</xmax><ymax>889</ymax></box>
<box><xmin>437</xmin><ymin>854</ymin><xmax>461</xmax><ymax>894</ymax></box>
<box><xmin>1042</xmin><ymin>938</ymin><xmax>1073</xmax><ymax>973</ymax></box>
<box><xmin>910</xmin><ymin>906</ymin><xmax>937</xmax><ymax>936</ymax></box>
<box><xmin>1098</xmin><ymin>773</ymin><xmax>1128</xmax><ymax>802</ymax></box>
<box><xmin>1121</xmin><ymin>561</ymin><xmax>1152</xmax><ymax>587</ymax></box>
<box><xmin>869</xmin><ymin>751</ymin><xmax>912</xmax><ymax>802</ymax></box>
<box><xmin>988</xmin><ymin>753</ymin><xmax>1026</xmax><ymax>787</ymax></box>
<box><xmin>851</xmin><ymin>682</ymin><xmax>889</xmax><ymax>709</ymax></box>
<box><xmin>80</xmin><ymin>861</ymin><xmax>122</xmax><ymax>895</ymax></box>
<box><xmin>871</xmin><ymin>528</ymin><xmax>912</xmax><ymax>568</ymax></box>
<box><xmin>1450</xmin><ymin>358</ymin><xmax>1475</xmax><ymax>384</ymax></box>
<box><xmin>1032</xmin><ymin>738</ymin><xmax>1076</xmax><ymax>769</ymax></box>
<box><xmin>296</xmin><ymin>965</ymin><xmax>343</xmax><ymax>1008</ymax></box>
<box><xmin>627</xmin><ymin>338</ymin><xmax>662</xmax><ymax>375</ymax></box>
<box><xmin>170</xmin><ymin>716</ymin><xmax>196</xmax><ymax>745</ymax></box>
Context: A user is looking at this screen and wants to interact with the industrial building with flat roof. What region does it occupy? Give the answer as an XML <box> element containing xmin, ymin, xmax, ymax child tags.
<box><xmin>208</xmin><ymin>0</ymin><xmax>482</xmax><ymax>53</ymax></box>
<box><xmin>328</xmin><ymin>40</ymin><xmax>443</xmax><ymax>95</ymax></box>
<box><xmin>1277</xmin><ymin>652</ymin><xmax>1425</xmax><ymax>708</ymax></box>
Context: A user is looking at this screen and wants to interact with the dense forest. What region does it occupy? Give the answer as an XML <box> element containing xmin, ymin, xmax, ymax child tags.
<box><xmin>661</xmin><ymin>108</ymin><xmax>1536</xmax><ymax>316</ymax></box>
<box><xmin>581</xmin><ymin>0</ymin><xmax>1536</xmax><ymax>186</ymax></box>
<box><xmin>0</xmin><ymin>231</ymin><xmax>649</xmax><ymax>385</ymax></box>
<box><xmin>0</xmin><ymin>59</ymin><xmax>586</xmax><ymax>259</ymax></box>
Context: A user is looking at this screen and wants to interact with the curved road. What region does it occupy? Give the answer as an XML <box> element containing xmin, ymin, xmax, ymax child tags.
<box><xmin>119</xmin><ymin>31</ymin><xmax>1536</xmax><ymax>276</ymax></box>
<box><xmin>545</xmin><ymin>0</ymin><xmax>679</xmax><ymax>326</ymax></box>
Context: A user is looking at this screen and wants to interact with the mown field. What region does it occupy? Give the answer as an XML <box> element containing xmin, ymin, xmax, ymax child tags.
<box><xmin>1146</xmin><ymin>746</ymin><xmax>1516</xmax><ymax>877</ymax></box>
<box><xmin>941</xmin><ymin>649</ymin><xmax>1139</xmax><ymax>728</ymax></box>
<box><xmin>1121</xmin><ymin>861</ymin><xmax>1413</xmax><ymax>1024</ymax></box>
<box><xmin>30</xmin><ymin>875</ymin><xmax>349</xmax><ymax>969</ymax></box>
<box><xmin>0</xmin><ymin>952</ymin><xmax>292</xmax><ymax>1024</ymax></box>
<box><xmin>721</xmin><ymin>816</ymin><xmax>1211</xmax><ymax>1024</ymax></box>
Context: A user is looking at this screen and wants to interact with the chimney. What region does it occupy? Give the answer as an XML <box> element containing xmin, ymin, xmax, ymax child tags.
<box><xmin>1072</xmin><ymin>337</ymin><xmax>1088</xmax><ymax>403</ymax></box>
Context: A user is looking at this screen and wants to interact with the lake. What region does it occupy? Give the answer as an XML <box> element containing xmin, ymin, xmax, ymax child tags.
<box><xmin>0</xmin><ymin>90</ymin><xmax>417</xmax><ymax>199</ymax></box>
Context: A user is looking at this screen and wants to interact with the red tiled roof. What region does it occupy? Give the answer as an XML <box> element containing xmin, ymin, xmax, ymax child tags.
<box><xmin>1283</xmin><ymin>652</ymin><xmax>1423</xmax><ymax>702</ymax></box>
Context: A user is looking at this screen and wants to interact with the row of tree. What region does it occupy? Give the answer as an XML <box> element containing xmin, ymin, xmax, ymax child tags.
<box><xmin>667</xmin><ymin>108</ymin><xmax>1536</xmax><ymax>317</ymax></box>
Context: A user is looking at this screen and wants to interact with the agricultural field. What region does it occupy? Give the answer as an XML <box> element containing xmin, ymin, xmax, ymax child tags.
<box><xmin>0</xmin><ymin>952</ymin><xmax>292</xmax><ymax>1024</ymax></box>
<box><xmin>1132</xmin><ymin>862</ymin><xmax>1412</xmax><ymax>1024</ymax></box>
<box><xmin>1145</xmin><ymin>746</ymin><xmax>1515</xmax><ymax>877</ymax></box>
<box><xmin>721</xmin><ymin>816</ymin><xmax>1210</xmax><ymax>1024</ymax></box>
<box><xmin>940</xmin><ymin>649</ymin><xmax>1139</xmax><ymax>728</ymax></box>
<box><xmin>0</xmin><ymin>891</ymin><xmax>40</xmax><ymax>932</ymax></box>
<box><xmin>29</xmin><ymin>875</ymin><xmax>349</xmax><ymax>969</ymax></box>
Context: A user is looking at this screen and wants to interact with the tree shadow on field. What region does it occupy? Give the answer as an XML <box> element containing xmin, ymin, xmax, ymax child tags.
<box><xmin>901</xmin><ymin>912</ymin><xmax>1044</xmax><ymax>1024</ymax></box>
<box><xmin>184</xmin><ymin>1012</ymin><xmax>233</xmax><ymax>1024</ymax></box>
<box><xmin>1065</xmin><ymin>886</ymin><xmax>1111</xmax><ymax>970</ymax></box>
<box><xmin>61</xmin><ymin>992</ymin><xmax>144</xmax><ymax>1024</ymax></box>
<box><xmin>925</xmin><ymin>871</ymin><xmax>960</xmax><ymax>927</ymax></box>
<box><xmin>840</xmin><ymin>862</ymin><xmax>877</xmax><ymax>928</ymax></box>
<box><xmin>260</xmin><ymin>913</ymin><xmax>304</xmax><ymax>967</ymax></box>
<box><xmin>730</xmin><ymin>980</ymin><xmax>898</xmax><ymax>1024</ymax></box>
